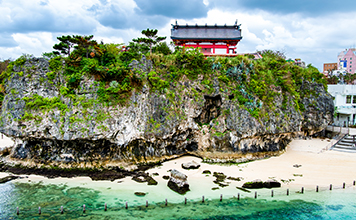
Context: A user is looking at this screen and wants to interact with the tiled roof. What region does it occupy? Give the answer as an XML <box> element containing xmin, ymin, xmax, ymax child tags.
<box><xmin>171</xmin><ymin>24</ymin><xmax>242</xmax><ymax>41</ymax></box>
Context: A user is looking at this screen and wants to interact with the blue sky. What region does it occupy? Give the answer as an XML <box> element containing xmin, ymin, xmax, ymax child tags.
<box><xmin>1</xmin><ymin>0</ymin><xmax>356</xmax><ymax>71</ymax></box>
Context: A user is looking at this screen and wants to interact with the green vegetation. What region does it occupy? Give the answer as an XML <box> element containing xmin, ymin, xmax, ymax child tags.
<box><xmin>132</xmin><ymin>28</ymin><xmax>167</xmax><ymax>54</ymax></box>
<box><xmin>0</xmin><ymin>30</ymin><xmax>327</xmax><ymax>127</ymax></box>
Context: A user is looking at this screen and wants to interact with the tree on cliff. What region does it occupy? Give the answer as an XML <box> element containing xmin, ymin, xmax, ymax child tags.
<box><xmin>133</xmin><ymin>29</ymin><xmax>166</xmax><ymax>55</ymax></box>
<box><xmin>53</xmin><ymin>35</ymin><xmax>100</xmax><ymax>58</ymax></box>
<box><xmin>53</xmin><ymin>35</ymin><xmax>76</xmax><ymax>56</ymax></box>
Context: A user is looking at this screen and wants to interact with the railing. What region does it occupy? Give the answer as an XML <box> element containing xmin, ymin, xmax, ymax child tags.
<box><xmin>6</xmin><ymin>181</ymin><xmax>356</xmax><ymax>217</ymax></box>
<box><xmin>318</xmin><ymin>133</ymin><xmax>347</xmax><ymax>153</ymax></box>
<box><xmin>326</xmin><ymin>125</ymin><xmax>352</xmax><ymax>134</ymax></box>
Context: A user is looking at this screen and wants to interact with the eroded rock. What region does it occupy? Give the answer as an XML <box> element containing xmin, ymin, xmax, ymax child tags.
<box><xmin>0</xmin><ymin>57</ymin><xmax>334</xmax><ymax>165</ymax></box>
<box><xmin>242</xmin><ymin>179</ymin><xmax>264</xmax><ymax>189</ymax></box>
<box><xmin>132</xmin><ymin>172</ymin><xmax>158</xmax><ymax>185</ymax></box>
<box><xmin>263</xmin><ymin>179</ymin><xmax>281</xmax><ymax>188</ymax></box>
<box><xmin>181</xmin><ymin>160</ymin><xmax>200</xmax><ymax>170</ymax></box>
<box><xmin>167</xmin><ymin>169</ymin><xmax>190</xmax><ymax>194</ymax></box>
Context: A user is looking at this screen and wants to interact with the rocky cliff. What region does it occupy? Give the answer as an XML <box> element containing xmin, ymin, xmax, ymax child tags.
<box><xmin>0</xmin><ymin>56</ymin><xmax>334</xmax><ymax>166</ymax></box>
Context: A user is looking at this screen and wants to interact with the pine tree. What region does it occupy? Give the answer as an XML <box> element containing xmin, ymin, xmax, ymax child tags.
<box><xmin>133</xmin><ymin>29</ymin><xmax>166</xmax><ymax>54</ymax></box>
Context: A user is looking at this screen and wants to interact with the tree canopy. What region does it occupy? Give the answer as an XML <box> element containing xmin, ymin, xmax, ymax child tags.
<box><xmin>132</xmin><ymin>29</ymin><xmax>166</xmax><ymax>54</ymax></box>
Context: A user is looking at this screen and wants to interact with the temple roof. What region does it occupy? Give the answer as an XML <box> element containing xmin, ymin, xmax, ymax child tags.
<box><xmin>171</xmin><ymin>22</ymin><xmax>242</xmax><ymax>42</ymax></box>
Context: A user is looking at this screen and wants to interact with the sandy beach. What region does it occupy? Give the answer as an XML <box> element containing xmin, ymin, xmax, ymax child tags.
<box><xmin>145</xmin><ymin>137</ymin><xmax>356</xmax><ymax>192</ymax></box>
<box><xmin>1</xmin><ymin>136</ymin><xmax>356</xmax><ymax>202</ymax></box>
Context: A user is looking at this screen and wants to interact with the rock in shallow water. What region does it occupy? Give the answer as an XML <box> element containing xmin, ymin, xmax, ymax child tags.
<box><xmin>167</xmin><ymin>169</ymin><xmax>190</xmax><ymax>194</ymax></box>
<box><xmin>0</xmin><ymin>175</ymin><xmax>19</xmax><ymax>184</ymax></box>
<box><xmin>134</xmin><ymin>192</ymin><xmax>146</xmax><ymax>196</ymax></box>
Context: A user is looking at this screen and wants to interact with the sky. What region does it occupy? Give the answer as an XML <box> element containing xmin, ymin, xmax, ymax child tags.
<box><xmin>1</xmin><ymin>0</ymin><xmax>356</xmax><ymax>71</ymax></box>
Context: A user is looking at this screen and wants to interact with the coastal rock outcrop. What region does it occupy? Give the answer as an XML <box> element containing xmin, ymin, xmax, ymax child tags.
<box><xmin>0</xmin><ymin>57</ymin><xmax>334</xmax><ymax>166</ymax></box>
<box><xmin>0</xmin><ymin>175</ymin><xmax>19</xmax><ymax>184</ymax></box>
<box><xmin>167</xmin><ymin>169</ymin><xmax>190</xmax><ymax>194</ymax></box>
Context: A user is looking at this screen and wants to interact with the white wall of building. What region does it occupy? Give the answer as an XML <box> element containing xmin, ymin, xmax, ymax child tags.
<box><xmin>328</xmin><ymin>84</ymin><xmax>356</xmax><ymax>126</ymax></box>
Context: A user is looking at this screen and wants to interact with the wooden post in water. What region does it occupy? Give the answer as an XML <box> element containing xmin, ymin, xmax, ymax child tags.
<box><xmin>83</xmin><ymin>204</ymin><xmax>86</xmax><ymax>213</ymax></box>
<box><xmin>146</xmin><ymin>200</ymin><xmax>148</xmax><ymax>208</ymax></box>
<box><xmin>61</xmin><ymin>206</ymin><xmax>64</xmax><ymax>214</ymax></box>
<box><xmin>16</xmin><ymin>207</ymin><xmax>19</xmax><ymax>215</ymax></box>
<box><xmin>104</xmin><ymin>203</ymin><xmax>107</xmax><ymax>211</ymax></box>
<box><xmin>38</xmin><ymin>207</ymin><xmax>41</xmax><ymax>215</ymax></box>
<box><xmin>343</xmin><ymin>182</ymin><xmax>346</xmax><ymax>189</ymax></box>
<box><xmin>237</xmin><ymin>193</ymin><xmax>240</xmax><ymax>200</ymax></box>
<box><xmin>254</xmin><ymin>191</ymin><xmax>257</xmax><ymax>199</ymax></box>
<box><xmin>220</xmin><ymin>194</ymin><xmax>222</xmax><ymax>201</ymax></box>
<box><xmin>185</xmin><ymin>197</ymin><xmax>187</xmax><ymax>205</ymax></box>
<box><xmin>271</xmin><ymin>190</ymin><xmax>274</xmax><ymax>197</ymax></box>
<box><xmin>202</xmin><ymin>196</ymin><xmax>205</xmax><ymax>203</ymax></box>
<box><xmin>316</xmin><ymin>186</ymin><xmax>319</xmax><ymax>192</ymax></box>
<box><xmin>301</xmin><ymin>187</ymin><xmax>304</xmax><ymax>194</ymax></box>
<box><xmin>287</xmin><ymin>189</ymin><xmax>289</xmax><ymax>196</ymax></box>
<box><xmin>125</xmin><ymin>202</ymin><xmax>128</xmax><ymax>209</ymax></box>
<box><xmin>165</xmin><ymin>199</ymin><xmax>168</xmax><ymax>206</ymax></box>
<box><xmin>330</xmin><ymin>184</ymin><xmax>332</xmax><ymax>190</ymax></box>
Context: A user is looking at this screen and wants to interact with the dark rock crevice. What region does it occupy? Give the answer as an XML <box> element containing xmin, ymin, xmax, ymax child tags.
<box><xmin>195</xmin><ymin>95</ymin><xmax>222</xmax><ymax>125</ymax></box>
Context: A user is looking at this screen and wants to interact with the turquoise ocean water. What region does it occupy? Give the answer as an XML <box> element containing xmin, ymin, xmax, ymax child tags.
<box><xmin>1</xmin><ymin>179</ymin><xmax>356</xmax><ymax>219</ymax></box>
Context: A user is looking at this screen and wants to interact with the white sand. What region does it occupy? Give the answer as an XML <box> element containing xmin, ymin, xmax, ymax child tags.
<box><xmin>1</xmin><ymin>137</ymin><xmax>356</xmax><ymax>203</ymax></box>
<box><xmin>146</xmin><ymin>138</ymin><xmax>356</xmax><ymax>190</ymax></box>
<box><xmin>0</xmin><ymin>134</ymin><xmax>14</xmax><ymax>150</ymax></box>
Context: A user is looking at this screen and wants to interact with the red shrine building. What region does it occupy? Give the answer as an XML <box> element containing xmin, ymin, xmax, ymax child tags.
<box><xmin>171</xmin><ymin>21</ymin><xmax>242</xmax><ymax>56</ymax></box>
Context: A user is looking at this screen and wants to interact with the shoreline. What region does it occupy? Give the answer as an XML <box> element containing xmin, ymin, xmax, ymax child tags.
<box><xmin>1</xmin><ymin>137</ymin><xmax>356</xmax><ymax>194</ymax></box>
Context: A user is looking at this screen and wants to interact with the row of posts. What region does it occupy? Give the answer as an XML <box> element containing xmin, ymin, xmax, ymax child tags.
<box><xmin>16</xmin><ymin>181</ymin><xmax>356</xmax><ymax>215</ymax></box>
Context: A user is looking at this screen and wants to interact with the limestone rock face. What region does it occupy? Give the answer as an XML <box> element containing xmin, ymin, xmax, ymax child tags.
<box><xmin>167</xmin><ymin>169</ymin><xmax>190</xmax><ymax>194</ymax></box>
<box><xmin>0</xmin><ymin>57</ymin><xmax>334</xmax><ymax>165</ymax></box>
<box><xmin>300</xmin><ymin>81</ymin><xmax>334</xmax><ymax>135</ymax></box>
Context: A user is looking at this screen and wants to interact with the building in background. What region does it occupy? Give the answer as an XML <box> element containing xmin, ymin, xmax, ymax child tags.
<box><xmin>171</xmin><ymin>21</ymin><xmax>243</xmax><ymax>56</ymax></box>
<box><xmin>323</xmin><ymin>62</ymin><xmax>337</xmax><ymax>76</ymax></box>
<box><xmin>337</xmin><ymin>48</ymin><xmax>356</xmax><ymax>73</ymax></box>
<box><xmin>328</xmin><ymin>84</ymin><xmax>356</xmax><ymax>126</ymax></box>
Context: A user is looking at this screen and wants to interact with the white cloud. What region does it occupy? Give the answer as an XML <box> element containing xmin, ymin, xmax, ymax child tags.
<box><xmin>1</xmin><ymin>1</ymin><xmax>356</xmax><ymax>71</ymax></box>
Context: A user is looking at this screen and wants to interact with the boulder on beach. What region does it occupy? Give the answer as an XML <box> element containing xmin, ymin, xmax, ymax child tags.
<box><xmin>167</xmin><ymin>169</ymin><xmax>190</xmax><ymax>194</ymax></box>
<box><xmin>162</xmin><ymin>175</ymin><xmax>170</xmax><ymax>180</ymax></box>
<box><xmin>242</xmin><ymin>179</ymin><xmax>264</xmax><ymax>189</ymax></box>
<box><xmin>132</xmin><ymin>172</ymin><xmax>158</xmax><ymax>185</ymax></box>
<box><xmin>227</xmin><ymin>176</ymin><xmax>243</xmax><ymax>181</ymax></box>
<box><xmin>181</xmin><ymin>161</ymin><xmax>200</xmax><ymax>170</ymax></box>
<box><xmin>242</xmin><ymin>179</ymin><xmax>281</xmax><ymax>189</ymax></box>
<box><xmin>212</xmin><ymin>172</ymin><xmax>229</xmax><ymax>187</ymax></box>
<box><xmin>263</xmin><ymin>179</ymin><xmax>281</xmax><ymax>188</ymax></box>
<box><xmin>202</xmin><ymin>170</ymin><xmax>211</xmax><ymax>174</ymax></box>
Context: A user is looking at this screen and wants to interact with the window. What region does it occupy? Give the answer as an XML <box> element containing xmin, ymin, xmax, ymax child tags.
<box><xmin>353</xmin><ymin>95</ymin><xmax>356</xmax><ymax>104</ymax></box>
<box><xmin>347</xmin><ymin>95</ymin><xmax>352</xmax><ymax>103</ymax></box>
